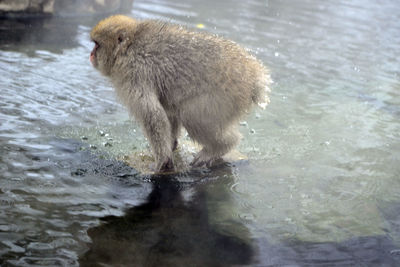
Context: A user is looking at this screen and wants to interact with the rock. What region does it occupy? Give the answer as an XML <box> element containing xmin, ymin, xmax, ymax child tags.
<box><xmin>0</xmin><ymin>0</ymin><xmax>54</xmax><ymax>14</ymax></box>
<box><xmin>0</xmin><ymin>0</ymin><xmax>134</xmax><ymax>17</ymax></box>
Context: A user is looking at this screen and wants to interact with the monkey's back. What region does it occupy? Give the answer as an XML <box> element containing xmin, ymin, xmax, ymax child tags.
<box><xmin>119</xmin><ymin>20</ymin><xmax>270</xmax><ymax>121</ymax></box>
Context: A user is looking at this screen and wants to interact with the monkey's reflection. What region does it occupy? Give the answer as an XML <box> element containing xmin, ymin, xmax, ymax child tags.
<box><xmin>80</xmin><ymin>165</ymin><xmax>254</xmax><ymax>266</ymax></box>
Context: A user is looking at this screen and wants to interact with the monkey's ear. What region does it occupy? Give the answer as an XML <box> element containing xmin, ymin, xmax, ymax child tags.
<box><xmin>116</xmin><ymin>32</ymin><xmax>131</xmax><ymax>52</ymax></box>
<box><xmin>118</xmin><ymin>35</ymin><xmax>123</xmax><ymax>44</ymax></box>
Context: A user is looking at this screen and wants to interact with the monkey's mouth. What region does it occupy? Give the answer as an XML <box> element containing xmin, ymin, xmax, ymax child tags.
<box><xmin>90</xmin><ymin>42</ymin><xmax>99</xmax><ymax>68</ymax></box>
<box><xmin>90</xmin><ymin>53</ymin><xmax>97</xmax><ymax>67</ymax></box>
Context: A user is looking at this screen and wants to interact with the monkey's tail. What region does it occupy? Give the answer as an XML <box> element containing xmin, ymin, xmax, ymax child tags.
<box><xmin>252</xmin><ymin>70</ymin><xmax>272</xmax><ymax>110</ymax></box>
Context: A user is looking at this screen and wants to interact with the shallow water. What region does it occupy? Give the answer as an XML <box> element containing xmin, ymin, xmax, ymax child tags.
<box><xmin>1</xmin><ymin>0</ymin><xmax>400</xmax><ymax>265</ymax></box>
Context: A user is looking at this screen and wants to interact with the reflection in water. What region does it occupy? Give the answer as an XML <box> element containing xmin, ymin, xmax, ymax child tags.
<box><xmin>80</xmin><ymin>169</ymin><xmax>254</xmax><ymax>266</ymax></box>
<box><xmin>0</xmin><ymin>17</ymin><xmax>81</xmax><ymax>53</ymax></box>
<box><xmin>78</xmin><ymin>164</ymin><xmax>400</xmax><ymax>266</ymax></box>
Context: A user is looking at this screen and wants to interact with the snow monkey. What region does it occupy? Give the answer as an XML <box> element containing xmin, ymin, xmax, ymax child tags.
<box><xmin>90</xmin><ymin>15</ymin><xmax>271</xmax><ymax>172</ymax></box>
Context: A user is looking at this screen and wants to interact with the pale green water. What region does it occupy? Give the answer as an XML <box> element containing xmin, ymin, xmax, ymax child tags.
<box><xmin>0</xmin><ymin>0</ymin><xmax>400</xmax><ymax>265</ymax></box>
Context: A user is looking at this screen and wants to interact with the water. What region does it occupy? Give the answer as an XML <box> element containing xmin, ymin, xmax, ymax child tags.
<box><xmin>1</xmin><ymin>0</ymin><xmax>400</xmax><ymax>265</ymax></box>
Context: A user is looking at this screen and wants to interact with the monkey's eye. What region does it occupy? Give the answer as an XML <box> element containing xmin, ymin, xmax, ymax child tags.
<box><xmin>93</xmin><ymin>40</ymin><xmax>100</xmax><ymax>49</ymax></box>
<box><xmin>118</xmin><ymin>36</ymin><xmax>123</xmax><ymax>43</ymax></box>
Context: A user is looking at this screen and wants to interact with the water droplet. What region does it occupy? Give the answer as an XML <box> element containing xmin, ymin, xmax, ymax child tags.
<box><xmin>103</xmin><ymin>142</ymin><xmax>112</xmax><ymax>147</ymax></box>
<box><xmin>301</xmin><ymin>210</ymin><xmax>310</xmax><ymax>215</ymax></box>
<box><xmin>239</xmin><ymin>213</ymin><xmax>256</xmax><ymax>222</ymax></box>
<box><xmin>250</xmin><ymin>129</ymin><xmax>256</xmax><ymax>134</ymax></box>
<box><xmin>89</xmin><ymin>144</ymin><xmax>97</xmax><ymax>149</ymax></box>
<box><xmin>284</xmin><ymin>217</ymin><xmax>294</xmax><ymax>224</ymax></box>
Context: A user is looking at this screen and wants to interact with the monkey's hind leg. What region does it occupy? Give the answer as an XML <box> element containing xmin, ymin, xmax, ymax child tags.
<box><xmin>190</xmin><ymin>126</ymin><xmax>241</xmax><ymax>168</ymax></box>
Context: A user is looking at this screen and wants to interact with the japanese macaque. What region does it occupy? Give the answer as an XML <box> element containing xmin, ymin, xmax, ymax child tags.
<box><xmin>90</xmin><ymin>15</ymin><xmax>271</xmax><ymax>172</ymax></box>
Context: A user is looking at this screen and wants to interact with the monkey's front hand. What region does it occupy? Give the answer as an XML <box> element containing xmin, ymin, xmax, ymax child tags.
<box><xmin>126</xmin><ymin>89</ymin><xmax>175</xmax><ymax>174</ymax></box>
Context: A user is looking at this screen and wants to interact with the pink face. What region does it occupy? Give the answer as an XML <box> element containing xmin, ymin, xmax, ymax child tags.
<box><xmin>90</xmin><ymin>42</ymin><xmax>99</xmax><ymax>67</ymax></box>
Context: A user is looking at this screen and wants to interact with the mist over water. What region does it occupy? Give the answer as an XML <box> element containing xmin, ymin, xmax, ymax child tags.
<box><xmin>1</xmin><ymin>0</ymin><xmax>400</xmax><ymax>265</ymax></box>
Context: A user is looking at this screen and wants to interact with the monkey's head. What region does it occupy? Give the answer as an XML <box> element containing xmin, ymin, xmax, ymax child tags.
<box><xmin>90</xmin><ymin>15</ymin><xmax>136</xmax><ymax>76</ymax></box>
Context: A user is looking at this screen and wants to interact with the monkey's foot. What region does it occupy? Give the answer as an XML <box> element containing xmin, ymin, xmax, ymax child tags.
<box><xmin>122</xmin><ymin>140</ymin><xmax>247</xmax><ymax>174</ymax></box>
<box><xmin>190</xmin><ymin>152</ymin><xmax>222</xmax><ymax>168</ymax></box>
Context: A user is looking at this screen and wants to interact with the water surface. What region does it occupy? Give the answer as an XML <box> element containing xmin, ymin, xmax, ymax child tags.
<box><xmin>1</xmin><ymin>0</ymin><xmax>400</xmax><ymax>265</ymax></box>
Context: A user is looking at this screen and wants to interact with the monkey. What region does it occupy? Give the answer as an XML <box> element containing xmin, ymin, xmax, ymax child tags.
<box><xmin>90</xmin><ymin>15</ymin><xmax>271</xmax><ymax>173</ymax></box>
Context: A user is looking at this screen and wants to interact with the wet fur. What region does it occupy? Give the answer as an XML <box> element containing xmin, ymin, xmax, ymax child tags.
<box><xmin>90</xmin><ymin>15</ymin><xmax>271</xmax><ymax>172</ymax></box>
